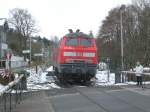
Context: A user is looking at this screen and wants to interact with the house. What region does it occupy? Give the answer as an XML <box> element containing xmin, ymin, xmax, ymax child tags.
<box><xmin>0</xmin><ymin>19</ymin><xmax>8</xmax><ymax>68</ymax></box>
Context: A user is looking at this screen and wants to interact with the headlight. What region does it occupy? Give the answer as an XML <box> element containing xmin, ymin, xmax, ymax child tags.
<box><xmin>64</xmin><ymin>52</ymin><xmax>76</xmax><ymax>56</ymax></box>
<box><xmin>83</xmin><ymin>52</ymin><xmax>95</xmax><ymax>57</ymax></box>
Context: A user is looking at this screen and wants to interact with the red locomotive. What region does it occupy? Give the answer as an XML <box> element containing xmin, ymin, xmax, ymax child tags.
<box><xmin>52</xmin><ymin>29</ymin><xmax>97</xmax><ymax>83</ymax></box>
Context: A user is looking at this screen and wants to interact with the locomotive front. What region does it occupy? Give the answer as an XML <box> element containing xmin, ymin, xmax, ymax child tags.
<box><xmin>54</xmin><ymin>29</ymin><xmax>97</xmax><ymax>83</ymax></box>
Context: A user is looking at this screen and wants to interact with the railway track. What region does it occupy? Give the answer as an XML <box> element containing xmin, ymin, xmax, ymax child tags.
<box><xmin>12</xmin><ymin>68</ymin><xmax>150</xmax><ymax>112</ymax></box>
<box><xmin>38</xmin><ymin>70</ymin><xmax>149</xmax><ymax>91</ymax></box>
<box><xmin>46</xmin><ymin>76</ymin><xmax>120</xmax><ymax>112</ymax></box>
<box><xmin>46</xmin><ymin>83</ymin><xmax>150</xmax><ymax>112</ymax></box>
<box><xmin>45</xmin><ymin>73</ymin><xmax>150</xmax><ymax>112</ymax></box>
<box><xmin>73</xmin><ymin>86</ymin><xmax>110</xmax><ymax>112</ymax></box>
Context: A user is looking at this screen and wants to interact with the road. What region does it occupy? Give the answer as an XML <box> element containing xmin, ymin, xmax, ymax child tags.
<box><xmin>13</xmin><ymin>85</ymin><xmax>150</xmax><ymax>112</ymax></box>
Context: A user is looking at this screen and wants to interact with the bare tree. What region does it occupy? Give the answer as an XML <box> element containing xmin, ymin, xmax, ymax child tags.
<box><xmin>9</xmin><ymin>8</ymin><xmax>37</xmax><ymax>50</ymax></box>
<box><xmin>97</xmin><ymin>0</ymin><xmax>150</xmax><ymax>70</ymax></box>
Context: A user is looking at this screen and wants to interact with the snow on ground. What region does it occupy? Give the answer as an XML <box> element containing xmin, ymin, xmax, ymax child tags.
<box><xmin>144</xmin><ymin>67</ymin><xmax>150</xmax><ymax>72</ymax></box>
<box><xmin>1</xmin><ymin>66</ymin><xmax>150</xmax><ymax>92</ymax></box>
<box><xmin>0</xmin><ymin>84</ymin><xmax>5</xmax><ymax>92</ymax></box>
<box><xmin>95</xmin><ymin>69</ymin><xmax>150</xmax><ymax>86</ymax></box>
<box><xmin>95</xmin><ymin>70</ymin><xmax>115</xmax><ymax>86</ymax></box>
<box><xmin>46</xmin><ymin>66</ymin><xmax>54</xmax><ymax>72</ymax></box>
<box><xmin>27</xmin><ymin>66</ymin><xmax>60</xmax><ymax>91</ymax></box>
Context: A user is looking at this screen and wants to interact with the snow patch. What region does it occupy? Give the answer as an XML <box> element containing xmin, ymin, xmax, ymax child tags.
<box><xmin>46</xmin><ymin>66</ymin><xmax>54</xmax><ymax>72</ymax></box>
<box><xmin>0</xmin><ymin>84</ymin><xmax>5</xmax><ymax>92</ymax></box>
<box><xmin>95</xmin><ymin>69</ymin><xmax>150</xmax><ymax>86</ymax></box>
<box><xmin>95</xmin><ymin>70</ymin><xmax>115</xmax><ymax>86</ymax></box>
<box><xmin>26</xmin><ymin>66</ymin><xmax>60</xmax><ymax>91</ymax></box>
<box><xmin>49</xmin><ymin>83</ymin><xmax>60</xmax><ymax>89</ymax></box>
<box><xmin>144</xmin><ymin>67</ymin><xmax>150</xmax><ymax>72</ymax></box>
<box><xmin>40</xmin><ymin>72</ymin><xmax>47</xmax><ymax>83</ymax></box>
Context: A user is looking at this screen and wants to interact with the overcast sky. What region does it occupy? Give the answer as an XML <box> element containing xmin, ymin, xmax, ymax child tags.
<box><xmin>0</xmin><ymin>0</ymin><xmax>131</xmax><ymax>39</ymax></box>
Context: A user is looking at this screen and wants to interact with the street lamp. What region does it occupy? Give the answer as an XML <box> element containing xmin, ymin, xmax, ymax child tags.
<box><xmin>120</xmin><ymin>5</ymin><xmax>126</xmax><ymax>82</ymax></box>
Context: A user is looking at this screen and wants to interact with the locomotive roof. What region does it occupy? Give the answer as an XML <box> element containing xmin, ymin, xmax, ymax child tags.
<box><xmin>65</xmin><ymin>32</ymin><xmax>92</xmax><ymax>38</ymax></box>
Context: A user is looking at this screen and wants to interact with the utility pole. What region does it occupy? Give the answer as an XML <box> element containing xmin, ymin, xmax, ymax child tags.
<box><xmin>106</xmin><ymin>58</ymin><xmax>110</xmax><ymax>82</ymax></box>
<box><xmin>29</xmin><ymin>36</ymin><xmax>31</xmax><ymax>67</ymax></box>
<box><xmin>120</xmin><ymin>5</ymin><xmax>126</xmax><ymax>82</ymax></box>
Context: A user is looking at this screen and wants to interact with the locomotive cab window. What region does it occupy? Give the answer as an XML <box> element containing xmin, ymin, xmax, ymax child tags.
<box><xmin>66</xmin><ymin>38</ymin><xmax>78</xmax><ymax>46</ymax></box>
<box><xmin>80</xmin><ymin>38</ymin><xmax>92</xmax><ymax>46</ymax></box>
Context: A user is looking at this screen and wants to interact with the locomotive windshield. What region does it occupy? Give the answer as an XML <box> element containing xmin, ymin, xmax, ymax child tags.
<box><xmin>66</xmin><ymin>38</ymin><xmax>78</xmax><ymax>46</ymax></box>
<box><xmin>80</xmin><ymin>38</ymin><xmax>92</xmax><ymax>46</ymax></box>
<box><xmin>66</xmin><ymin>37</ymin><xmax>93</xmax><ymax>46</ymax></box>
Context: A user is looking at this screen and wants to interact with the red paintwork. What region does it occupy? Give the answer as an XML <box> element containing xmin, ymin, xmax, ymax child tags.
<box><xmin>52</xmin><ymin>35</ymin><xmax>97</xmax><ymax>65</ymax></box>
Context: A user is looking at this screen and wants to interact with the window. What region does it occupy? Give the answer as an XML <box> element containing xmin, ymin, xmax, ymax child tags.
<box><xmin>0</xmin><ymin>61</ymin><xmax>6</xmax><ymax>68</ymax></box>
<box><xmin>80</xmin><ymin>38</ymin><xmax>92</xmax><ymax>46</ymax></box>
<box><xmin>66</xmin><ymin>38</ymin><xmax>78</xmax><ymax>46</ymax></box>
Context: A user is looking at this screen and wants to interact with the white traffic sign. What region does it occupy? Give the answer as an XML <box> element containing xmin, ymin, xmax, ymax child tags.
<box><xmin>22</xmin><ymin>50</ymin><xmax>30</xmax><ymax>54</ymax></box>
<box><xmin>1</xmin><ymin>43</ymin><xmax>8</xmax><ymax>50</ymax></box>
<box><xmin>34</xmin><ymin>53</ymin><xmax>43</xmax><ymax>57</ymax></box>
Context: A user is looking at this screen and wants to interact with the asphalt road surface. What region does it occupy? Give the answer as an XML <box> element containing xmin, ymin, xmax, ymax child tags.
<box><xmin>45</xmin><ymin>86</ymin><xmax>150</xmax><ymax>112</ymax></box>
<box><xmin>13</xmin><ymin>86</ymin><xmax>150</xmax><ymax>112</ymax></box>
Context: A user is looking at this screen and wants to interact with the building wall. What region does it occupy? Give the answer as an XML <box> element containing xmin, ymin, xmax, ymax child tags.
<box><xmin>0</xmin><ymin>28</ymin><xmax>7</xmax><ymax>59</ymax></box>
<box><xmin>11</xmin><ymin>55</ymin><xmax>27</xmax><ymax>68</ymax></box>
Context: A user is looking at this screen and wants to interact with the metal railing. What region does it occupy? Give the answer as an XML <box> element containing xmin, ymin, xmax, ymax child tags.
<box><xmin>122</xmin><ymin>71</ymin><xmax>150</xmax><ymax>88</ymax></box>
<box><xmin>0</xmin><ymin>74</ymin><xmax>24</xmax><ymax>112</ymax></box>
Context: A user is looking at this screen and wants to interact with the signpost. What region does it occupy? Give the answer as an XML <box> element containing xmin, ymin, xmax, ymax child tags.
<box><xmin>1</xmin><ymin>43</ymin><xmax>8</xmax><ymax>50</ymax></box>
<box><xmin>34</xmin><ymin>53</ymin><xmax>43</xmax><ymax>57</ymax></box>
<box><xmin>34</xmin><ymin>53</ymin><xmax>43</xmax><ymax>73</ymax></box>
<box><xmin>22</xmin><ymin>50</ymin><xmax>30</xmax><ymax>54</ymax></box>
